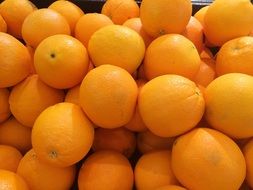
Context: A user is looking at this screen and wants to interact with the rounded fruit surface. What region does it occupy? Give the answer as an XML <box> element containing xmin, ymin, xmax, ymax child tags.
<box><xmin>0</xmin><ymin>15</ymin><xmax>7</xmax><ymax>33</ymax></box>
<box><xmin>0</xmin><ymin>88</ymin><xmax>10</xmax><ymax>123</ymax></box>
<box><xmin>172</xmin><ymin>128</ymin><xmax>246</xmax><ymax>190</ymax></box>
<box><xmin>64</xmin><ymin>84</ymin><xmax>81</xmax><ymax>106</ymax></box>
<box><xmin>194</xmin><ymin>6</ymin><xmax>209</xmax><ymax>27</ymax></box>
<box><xmin>243</xmin><ymin>139</ymin><xmax>253</xmax><ymax>188</ymax></box>
<box><xmin>155</xmin><ymin>185</ymin><xmax>187</xmax><ymax>190</ymax></box>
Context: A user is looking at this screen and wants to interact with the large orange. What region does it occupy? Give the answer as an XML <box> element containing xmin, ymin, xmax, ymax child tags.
<box><xmin>0</xmin><ymin>0</ymin><xmax>36</xmax><ymax>38</ymax></box>
<box><xmin>101</xmin><ymin>0</ymin><xmax>139</xmax><ymax>25</ymax></box>
<box><xmin>172</xmin><ymin>128</ymin><xmax>246</xmax><ymax>190</ymax></box>
<box><xmin>243</xmin><ymin>138</ymin><xmax>253</xmax><ymax>188</ymax></box>
<box><xmin>194</xmin><ymin>6</ymin><xmax>209</xmax><ymax>27</ymax></box>
<box><xmin>32</xmin><ymin>102</ymin><xmax>94</xmax><ymax>167</ymax></box>
<box><xmin>205</xmin><ymin>73</ymin><xmax>253</xmax><ymax>139</ymax></box>
<box><xmin>0</xmin><ymin>88</ymin><xmax>10</xmax><ymax>123</ymax></box>
<box><xmin>138</xmin><ymin>75</ymin><xmax>205</xmax><ymax>137</ymax></box>
<box><xmin>17</xmin><ymin>149</ymin><xmax>76</xmax><ymax>190</ymax></box>
<box><xmin>204</xmin><ymin>0</ymin><xmax>253</xmax><ymax>46</ymax></box>
<box><xmin>88</xmin><ymin>25</ymin><xmax>145</xmax><ymax>73</ymax></box>
<box><xmin>140</xmin><ymin>0</ymin><xmax>192</xmax><ymax>38</ymax></box>
<box><xmin>9</xmin><ymin>75</ymin><xmax>65</xmax><ymax>127</ymax></box>
<box><xmin>144</xmin><ymin>34</ymin><xmax>200</xmax><ymax>80</ymax></box>
<box><xmin>135</xmin><ymin>150</ymin><xmax>178</xmax><ymax>190</ymax></box>
<box><xmin>75</xmin><ymin>13</ymin><xmax>113</xmax><ymax>47</ymax></box>
<box><xmin>0</xmin><ymin>117</ymin><xmax>32</xmax><ymax>154</ymax></box>
<box><xmin>34</xmin><ymin>34</ymin><xmax>89</xmax><ymax>89</ymax></box>
<box><xmin>0</xmin><ymin>32</ymin><xmax>31</xmax><ymax>88</ymax></box>
<box><xmin>155</xmin><ymin>185</ymin><xmax>187</xmax><ymax>190</ymax></box>
<box><xmin>0</xmin><ymin>14</ymin><xmax>7</xmax><ymax>33</ymax></box>
<box><xmin>78</xmin><ymin>150</ymin><xmax>134</xmax><ymax>190</ymax></box>
<box><xmin>80</xmin><ymin>65</ymin><xmax>138</xmax><ymax>128</ymax></box>
<box><xmin>22</xmin><ymin>8</ymin><xmax>70</xmax><ymax>48</ymax></box>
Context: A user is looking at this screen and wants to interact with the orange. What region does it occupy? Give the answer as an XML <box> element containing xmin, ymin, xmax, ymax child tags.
<box><xmin>205</xmin><ymin>73</ymin><xmax>253</xmax><ymax>139</ymax></box>
<box><xmin>135</xmin><ymin>150</ymin><xmax>178</xmax><ymax>190</ymax></box>
<box><xmin>0</xmin><ymin>88</ymin><xmax>10</xmax><ymax>123</ymax></box>
<box><xmin>137</xmin><ymin>130</ymin><xmax>175</xmax><ymax>154</ymax></box>
<box><xmin>0</xmin><ymin>117</ymin><xmax>32</xmax><ymax>154</ymax></box>
<box><xmin>0</xmin><ymin>32</ymin><xmax>31</xmax><ymax>88</ymax></box>
<box><xmin>200</xmin><ymin>46</ymin><xmax>214</xmax><ymax>59</ymax></box>
<box><xmin>17</xmin><ymin>149</ymin><xmax>76</xmax><ymax>190</ymax></box>
<box><xmin>0</xmin><ymin>0</ymin><xmax>36</xmax><ymax>38</ymax></box>
<box><xmin>138</xmin><ymin>75</ymin><xmax>205</xmax><ymax>137</ymax></box>
<box><xmin>101</xmin><ymin>0</ymin><xmax>139</xmax><ymax>25</ymax></box>
<box><xmin>78</xmin><ymin>150</ymin><xmax>134</xmax><ymax>190</ymax></box>
<box><xmin>0</xmin><ymin>14</ymin><xmax>7</xmax><ymax>32</ymax></box>
<box><xmin>204</xmin><ymin>0</ymin><xmax>253</xmax><ymax>46</ymax></box>
<box><xmin>92</xmin><ymin>127</ymin><xmax>136</xmax><ymax>158</ymax></box>
<box><xmin>26</xmin><ymin>45</ymin><xmax>36</xmax><ymax>74</ymax></box>
<box><xmin>182</xmin><ymin>16</ymin><xmax>204</xmax><ymax>53</ymax></box>
<box><xmin>194</xmin><ymin>6</ymin><xmax>209</xmax><ymax>27</ymax></box>
<box><xmin>140</xmin><ymin>0</ymin><xmax>192</xmax><ymax>38</ymax></box>
<box><xmin>34</xmin><ymin>34</ymin><xmax>89</xmax><ymax>89</ymax></box>
<box><xmin>75</xmin><ymin>13</ymin><xmax>113</xmax><ymax>47</ymax></box>
<box><xmin>0</xmin><ymin>145</ymin><xmax>22</xmax><ymax>172</ymax></box>
<box><xmin>243</xmin><ymin>139</ymin><xmax>253</xmax><ymax>188</ymax></box>
<box><xmin>172</xmin><ymin>128</ymin><xmax>246</xmax><ymax>190</ymax></box>
<box><xmin>65</xmin><ymin>84</ymin><xmax>81</xmax><ymax>106</ymax></box>
<box><xmin>125</xmin><ymin>79</ymin><xmax>147</xmax><ymax>132</ymax></box>
<box><xmin>32</xmin><ymin>102</ymin><xmax>94</xmax><ymax>167</ymax></box>
<box><xmin>155</xmin><ymin>185</ymin><xmax>187</xmax><ymax>190</ymax></box>
<box><xmin>80</xmin><ymin>65</ymin><xmax>138</xmax><ymax>128</ymax></box>
<box><xmin>9</xmin><ymin>75</ymin><xmax>65</xmax><ymax>127</ymax></box>
<box><xmin>216</xmin><ymin>36</ymin><xmax>253</xmax><ymax>76</ymax></box>
<box><xmin>22</xmin><ymin>8</ymin><xmax>70</xmax><ymax>48</ymax></box>
<box><xmin>88</xmin><ymin>25</ymin><xmax>145</xmax><ymax>73</ymax></box>
<box><xmin>144</xmin><ymin>34</ymin><xmax>200</xmax><ymax>80</ymax></box>
<box><xmin>49</xmin><ymin>0</ymin><xmax>84</xmax><ymax>35</ymax></box>
<box><xmin>123</xmin><ymin>17</ymin><xmax>153</xmax><ymax>48</ymax></box>
<box><xmin>0</xmin><ymin>169</ymin><xmax>29</xmax><ymax>190</ymax></box>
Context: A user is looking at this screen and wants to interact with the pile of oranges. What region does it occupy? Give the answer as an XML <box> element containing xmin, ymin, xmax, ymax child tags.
<box><xmin>1</xmin><ymin>0</ymin><xmax>253</xmax><ymax>189</ymax></box>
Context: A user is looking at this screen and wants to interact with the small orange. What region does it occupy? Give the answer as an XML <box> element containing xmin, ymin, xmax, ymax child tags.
<box><xmin>22</xmin><ymin>8</ymin><xmax>70</xmax><ymax>48</ymax></box>
<box><xmin>92</xmin><ymin>127</ymin><xmax>136</xmax><ymax>158</ymax></box>
<box><xmin>17</xmin><ymin>149</ymin><xmax>76</xmax><ymax>190</ymax></box>
<box><xmin>9</xmin><ymin>75</ymin><xmax>65</xmax><ymax>127</ymax></box>
<box><xmin>0</xmin><ymin>145</ymin><xmax>22</xmax><ymax>172</ymax></box>
<box><xmin>194</xmin><ymin>6</ymin><xmax>209</xmax><ymax>27</ymax></box>
<box><xmin>140</xmin><ymin>0</ymin><xmax>192</xmax><ymax>37</ymax></box>
<box><xmin>32</xmin><ymin>102</ymin><xmax>94</xmax><ymax>167</ymax></box>
<box><xmin>34</xmin><ymin>34</ymin><xmax>89</xmax><ymax>89</ymax></box>
<box><xmin>144</xmin><ymin>34</ymin><xmax>200</xmax><ymax>80</ymax></box>
<box><xmin>155</xmin><ymin>185</ymin><xmax>187</xmax><ymax>190</ymax></box>
<box><xmin>172</xmin><ymin>128</ymin><xmax>246</xmax><ymax>190</ymax></box>
<box><xmin>65</xmin><ymin>84</ymin><xmax>81</xmax><ymax>106</ymax></box>
<box><xmin>101</xmin><ymin>0</ymin><xmax>139</xmax><ymax>25</ymax></box>
<box><xmin>0</xmin><ymin>117</ymin><xmax>32</xmax><ymax>154</ymax></box>
<box><xmin>0</xmin><ymin>14</ymin><xmax>7</xmax><ymax>32</ymax></box>
<box><xmin>0</xmin><ymin>88</ymin><xmax>10</xmax><ymax>123</ymax></box>
<box><xmin>0</xmin><ymin>32</ymin><xmax>31</xmax><ymax>88</ymax></box>
<box><xmin>80</xmin><ymin>65</ymin><xmax>138</xmax><ymax>128</ymax></box>
<box><xmin>243</xmin><ymin>138</ymin><xmax>253</xmax><ymax>188</ymax></box>
<box><xmin>88</xmin><ymin>25</ymin><xmax>145</xmax><ymax>73</ymax></box>
<box><xmin>75</xmin><ymin>13</ymin><xmax>113</xmax><ymax>47</ymax></box>
<box><xmin>78</xmin><ymin>150</ymin><xmax>134</xmax><ymax>190</ymax></box>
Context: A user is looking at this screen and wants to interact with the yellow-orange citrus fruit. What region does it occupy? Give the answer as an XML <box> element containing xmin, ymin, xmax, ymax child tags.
<box><xmin>0</xmin><ymin>14</ymin><xmax>7</xmax><ymax>33</ymax></box>
<box><xmin>64</xmin><ymin>84</ymin><xmax>81</xmax><ymax>106</ymax></box>
<box><xmin>194</xmin><ymin>6</ymin><xmax>209</xmax><ymax>27</ymax></box>
<box><xmin>155</xmin><ymin>185</ymin><xmax>187</xmax><ymax>190</ymax></box>
<box><xmin>243</xmin><ymin>139</ymin><xmax>253</xmax><ymax>188</ymax></box>
<box><xmin>32</xmin><ymin>102</ymin><xmax>94</xmax><ymax>167</ymax></box>
<box><xmin>172</xmin><ymin>128</ymin><xmax>246</xmax><ymax>190</ymax></box>
<box><xmin>0</xmin><ymin>88</ymin><xmax>10</xmax><ymax>123</ymax></box>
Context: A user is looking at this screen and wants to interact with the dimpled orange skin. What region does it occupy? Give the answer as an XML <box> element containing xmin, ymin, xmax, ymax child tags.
<box><xmin>144</xmin><ymin>34</ymin><xmax>200</xmax><ymax>80</ymax></box>
<box><xmin>243</xmin><ymin>139</ymin><xmax>253</xmax><ymax>188</ymax></box>
<box><xmin>80</xmin><ymin>65</ymin><xmax>138</xmax><ymax>128</ymax></box>
<box><xmin>155</xmin><ymin>185</ymin><xmax>187</xmax><ymax>190</ymax></box>
<box><xmin>138</xmin><ymin>75</ymin><xmax>205</xmax><ymax>137</ymax></box>
<box><xmin>171</xmin><ymin>128</ymin><xmax>246</xmax><ymax>190</ymax></box>
<box><xmin>0</xmin><ymin>88</ymin><xmax>11</xmax><ymax>123</ymax></box>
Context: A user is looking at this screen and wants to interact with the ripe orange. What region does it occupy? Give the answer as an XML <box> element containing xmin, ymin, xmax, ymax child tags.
<box><xmin>17</xmin><ymin>149</ymin><xmax>76</xmax><ymax>190</ymax></box>
<box><xmin>137</xmin><ymin>130</ymin><xmax>175</xmax><ymax>154</ymax></box>
<box><xmin>0</xmin><ymin>145</ymin><xmax>22</xmax><ymax>172</ymax></box>
<box><xmin>155</xmin><ymin>185</ymin><xmax>187</xmax><ymax>190</ymax></box>
<box><xmin>0</xmin><ymin>169</ymin><xmax>29</xmax><ymax>190</ymax></box>
<box><xmin>22</xmin><ymin>8</ymin><xmax>70</xmax><ymax>48</ymax></box>
<box><xmin>172</xmin><ymin>128</ymin><xmax>246</xmax><ymax>190</ymax></box>
<box><xmin>205</xmin><ymin>73</ymin><xmax>253</xmax><ymax>139</ymax></box>
<box><xmin>34</xmin><ymin>34</ymin><xmax>89</xmax><ymax>89</ymax></box>
<box><xmin>194</xmin><ymin>6</ymin><xmax>209</xmax><ymax>27</ymax></box>
<box><xmin>0</xmin><ymin>0</ymin><xmax>36</xmax><ymax>38</ymax></box>
<box><xmin>204</xmin><ymin>0</ymin><xmax>253</xmax><ymax>46</ymax></box>
<box><xmin>9</xmin><ymin>75</ymin><xmax>65</xmax><ymax>127</ymax></box>
<box><xmin>138</xmin><ymin>75</ymin><xmax>205</xmax><ymax>137</ymax></box>
<box><xmin>75</xmin><ymin>13</ymin><xmax>113</xmax><ymax>47</ymax></box>
<box><xmin>0</xmin><ymin>14</ymin><xmax>7</xmax><ymax>32</ymax></box>
<box><xmin>243</xmin><ymin>139</ymin><xmax>253</xmax><ymax>188</ymax></box>
<box><xmin>140</xmin><ymin>0</ymin><xmax>192</xmax><ymax>37</ymax></box>
<box><xmin>49</xmin><ymin>0</ymin><xmax>84</xmax><ymax>34</ymax></box>
<box><xmin>32</xmin><ymin>102</ymin><xmax>94</xmax><ymax>167</ymax></box>
<box><xmin>92</xmin><ymin>127</ymin><xmax>136</xmax><ymax>158</ymax></box>
<box><xmin>0</xmin><ymin>117</ymin><xmax>32</xmax><ymax>154</ymax></box>
<box><xmin>101</xmin><ymin>0</ymin><xmax>139</xmax><ymax>25</ymax></box>
<box><xmin>88</xmin><ymin>25</ymin><xmax>145</xmax><ymax>73</ymax></box>
<box><xmin>0</xmin><ymin>32</ymin><xmax>31</xmax><ymax>88</ymax></box>
<box><xmin>65</xmin><ymin>84</ymin><xmax>81</xmax><ymax>106</ymax></box>
<box><xmin>80</xmin><ymin>65</ymin><xmax>138</xmax><ymax>128</ymax></box>
<box><xmin>135</xmin><ymin>150</ymin><xmax>178</xmax><ymax>190</ymax></box>
<box><xmin>144</xmin><ymin>34</ymin><xmax>200</xmax><ymax>80</ymax></box>
<box><xmin>0</xmin><ymin>88</ymin><xmax>10</xmax><ymax>123</ymax></box>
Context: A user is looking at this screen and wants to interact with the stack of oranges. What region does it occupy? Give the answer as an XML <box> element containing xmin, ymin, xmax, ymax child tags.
<box><xmin>1</xmin><ymin>0</ymin><xmax>253</xmax><ymax>189</ymax></box>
